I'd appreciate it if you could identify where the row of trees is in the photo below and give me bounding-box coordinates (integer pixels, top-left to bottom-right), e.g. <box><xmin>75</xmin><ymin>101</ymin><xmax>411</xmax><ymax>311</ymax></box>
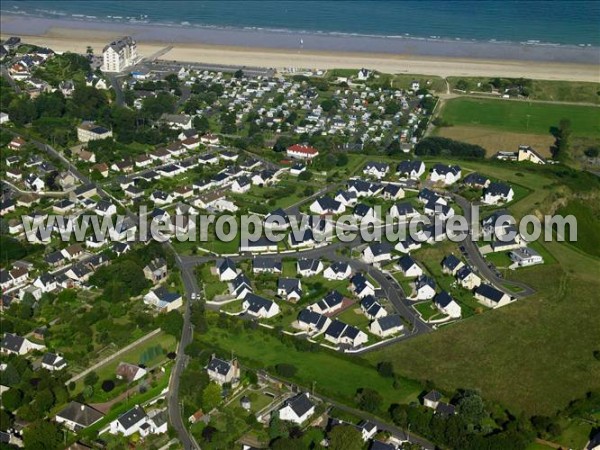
<box><xmin>415</xmin><ymin>136</ymin><xmax>486</xmax><ymax>158</ymax></box>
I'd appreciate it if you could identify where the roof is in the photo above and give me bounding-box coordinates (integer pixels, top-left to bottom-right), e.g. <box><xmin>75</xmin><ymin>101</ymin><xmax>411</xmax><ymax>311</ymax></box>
<box><xmin>374</xmin><ymin>314</ymin><xmax>402</xmax><ymax>331</ymax></box>
<box><xmin>397</xmin><ymin>255</ymin><xmax>418</xmax><ymax>272</ymax></box>
<box><xmin>117</xmin><ymin>405</ymin><xmax>147</xmax><ymax>430</ymax></box>
<box><xmin>217</xmin><ymin>257</ymin><xmax>236</xmax><ymax>274</ymax></box>
<box><xmin>475</xmin><ymin>284</ymin><xmax>506</xmax><ymax>302</ymax></box>
<box><xmin>57</xmin><ymin>402</ymin><xmax>104</xmax><ymax>428</ymax></box>
<box><xmin>442</xmin><ymin>254</ymin><xmax>462</xmax><ymax>271</ymax></box>
<box><xmin>252</xmin><ymin>257</ymin><xmax>281</xmax><ymax>271</ymax></box>
<box><xmin>297</xmin><ymin>309</ymin><xmax>329</xmax><ymax>330</ymax></box>
<box><xmin>116</xmin><ymin>362</ymin><xmax>144</xmax><ymax>381</ymax></box>
<box><xmin>207</xmin><ymin>357</ymin><xmax>232</xmax><ymax>376</ymax></box>
<box><xmin>328</xmin><ymin>261</ymin><xmax>349</xmax><ymax>274</ymax></box>
<box><xmin>369</xmin><ymin>441</ymin><xmax>396</xmax><ymax>450</ymax></box>
<box><xmin>287</xmin><ymin>144</ymin><xmax>318</xmax><ymax>155</ymax></box>
<box><xmin>151</xmin><ymin>287</ymin><xmax>181</xmax><ymax>304</ymax></box>
<box><xmin>366</xmin><ymin>242</ymin><xmax>392</xmax><ymax>257</ymax></box>
<box><xmin>1</xmin><ymin>333</ymin><xmax>25</xmax><ymax>352</ymax></box>
<box><xmin>436</xmin><ymin>402</ymin><xmax>456</xmax><ymax>416</ymax></box>
<box><xmin>397</xmin><ymin>159</ymin><xmax>424</xmax><ymax>174</ymax></box>
<box><xmin>434</xmin><ymin>291</ymin><xmax>454</xmax><ymax>308</ymax></box>
<box><xmin>354</xmin><ymin>203</ymin><xmax>373</xmax><ymax>217</ymax></box>
<box><xmin>42</xmin><ymin>352</ymin><xmax>63</xmax><ymax>367</ymax></box>
<box><xmin>463</xmin><ymin>172</ymin><xmax>489</xmax><ymax>186</ymax></box>
<box><xmin>297</xmin><ymin>258</ymin><xmax>321</xmax><ymax>272</ymax></box>
<box><xmin>416</xmin><ymin>274</ymin><xmax>436</xmax><ymax>290</ymax></box>
<box><xmin>325</xmin><ymin>320</ymin><xmax>348</xmax><ymax>339</ymax></box>
<box><xmin>282</xmin><ymin>393</ymin><xmax>314</xmax><ymax>418</ymax></box>
<box><xmin>424</xmin><ymin>390</ymin><xmax>443</xmax><ymax>402</ymax></box>
<box><xmin>277</xmin><ymin>277</ymin><xmax>301</xmax><ymax>293</ymax></box>
<box><xmin>314</xmin><ymin>196</ymin><xmax>342</xmax><ymax>212</ymax></box>
<box><xmin>244</xmin><ymin>293</ymin><xmax>275</xmax><ymax>313</ymax></box>
<box><xmin>432</xmin><ymin>163</ymin><xmax>461</xmax><ymax>175</ymax></box>
<box><xmin>485</xmin><ymin>181</ymin><xmax>512</xmax><ymax>196</ymax></box>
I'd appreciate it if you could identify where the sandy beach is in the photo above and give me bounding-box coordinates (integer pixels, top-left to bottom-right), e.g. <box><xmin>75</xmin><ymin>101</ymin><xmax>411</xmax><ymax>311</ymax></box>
<box><xmin>3</xmin><ymin>22</ymin><xmax>600</xmax><ymax>83</ymax></box>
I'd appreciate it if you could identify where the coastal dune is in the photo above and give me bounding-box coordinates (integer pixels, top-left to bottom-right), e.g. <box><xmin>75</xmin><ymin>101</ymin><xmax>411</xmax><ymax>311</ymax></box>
<box><xmin>3</xmin><ymin>25</ymin><xmax>600</xmax><ymax>82</ymax></box>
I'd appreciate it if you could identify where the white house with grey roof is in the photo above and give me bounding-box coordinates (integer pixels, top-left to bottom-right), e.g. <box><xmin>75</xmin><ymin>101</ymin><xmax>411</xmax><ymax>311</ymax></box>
<box><xmin>475</xmin><ymin>284</ymin><xmax>513</xmax><ymax>308</ymax></box>
<box><xmin>297</xmin><ymin>258</ymin><xmax>324</xmax><ymax>277</ymax></box>
<box><xmin>242</xmin><ymin>293</ymin><xmax>280</xmax><ymax>318</ymax></box>
<box><xmin>217</xmin><ymin>258</ymin><xmax>238</xmax><ymax>281</ymax></box>
<box><xmin>323</xmin><ymin>261</ymin><xmax>352</xmax><ymax>280</ymax></box>
<box><xmin>41</xmin><ymin>352</ymin><xmax>67</xmax><ymax>371</ymax></box>
<box><xmin>369</xmin><ymin>314</ymin><xmax>404</xmax><ymax>338</ymax></box>
<box><xmin>482</xmin><ymin>182</ymin><xmax>514</xmax><ymax>205</ymax></box>
<box><xmin>434</xmin><ymin>291</ymin><xmax>462</xmax><ymax>318</ymax></box>
<box><xmin>396</xmin><ymin>160</ymin><xmax>425</xmax><ymax>179</ymax></box>
<box><xmin>206</xmin><ymin>354</ymin><xmax>240</xmax><ymax>385</ymax></box>
<box><xmin>430</xmin><ymin>164</ymin><xmax>461</xmax><ymax>185</ymax></box>
<box><xmin>55</xmin><ymin>402</ymin><xmax>104</xmax><ymax>431</ymax></box>
<box><xmin>278</xmin><ymin>392</ymin><xmax>316</xmax><ymax>424</ymax></box>
<box><xmin>109</xmin><ymin>405</ymin><xmax>147</xmax><ymax>436</ymax></box>
<box><xmin>1</xmin><ymin>333</ymin><xmax>45</xmax><ymax>356</ymax></box>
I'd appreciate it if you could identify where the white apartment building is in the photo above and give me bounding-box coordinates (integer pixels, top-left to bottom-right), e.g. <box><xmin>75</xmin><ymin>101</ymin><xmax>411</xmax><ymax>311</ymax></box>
<box><xmin>101</xmin><ymin>36</ymin><xmax>138</xmax><ymax>73</ymax></box>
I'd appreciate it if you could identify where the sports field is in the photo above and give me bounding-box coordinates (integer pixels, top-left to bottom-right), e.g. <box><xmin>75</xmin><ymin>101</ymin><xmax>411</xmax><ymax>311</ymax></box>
<box><xmin>439</xmin><ymin>98</ymin><xmax>600</xmax><ymax>137</ymax></box>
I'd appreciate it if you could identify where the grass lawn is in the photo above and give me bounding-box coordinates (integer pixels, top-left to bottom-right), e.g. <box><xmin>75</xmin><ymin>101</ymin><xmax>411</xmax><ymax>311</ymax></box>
<box><xmin>554</xmin><ymin>418</ymin><xmax>595</xmax><ymax>449</ymax></box>
<box><xmin>413</xmin><ymin>302</ymin><xmax>443</xmax><ymax>321</ymax></box>
<box><xmin>197</xmin><ymin>264</ymin><xmax>229</xmax><ymax>300</ymax></box>
<box><xmin>197</xmin><ymin>319</ymin><xmax>423</xmax><ymax>414</ymax></box>
<box><xmin>557</xmin><ymin>199</ymin><xmax>600</xmax><ymax>258</ymax></box>
<box><xmin>484</xmin><ymin>251</ymin><xmax>513</xmax><ymax>269</ymax></box>
<box><xmin>337</xmin><ymin>307</ymin><xmax>370</xmax><ymax>328</ymax></box>
<box><xmin>440</xmin><ymin>97</ymin><xmax>600</xmax><ymax>137</ymax></box>
<box><xmin>366</xmin><ymin>240</ymin><xmax>600</xmax><ymax>416</ymax></box>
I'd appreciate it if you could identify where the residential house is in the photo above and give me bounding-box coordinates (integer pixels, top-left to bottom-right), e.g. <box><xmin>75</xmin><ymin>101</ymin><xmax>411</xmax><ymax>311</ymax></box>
<box><xmin>55</xmin><ymin>402</ymin><xmax>104</xmax><ymax>431</ymax></box>
<box><xmin>95</xmin><ymin>199</ymin><xmax>117</xmax><ymax>217</ymax></box>
<box><xmin>396</xmin><ymin>160</ymin><xmax>425</xmax><ymax>179</ymax></box>
<box><xmin>143</xmin><ymin>287</ymin><xmax>183</xmax><ymax>312</ymax></box>
<box><xmin>463</xmin><ymin>172</ymin><xmax>490</xmax><ymax>189</ymax></box>
<box><xmin>25</xmin><ymin>173</ymin><xmax>45</xmax><ymax>191</ymax></box>
<box><xmin>77</xmin><ymin>121</ymin><xmax>113</xmax><ymax>143</ymax></box>
<box><xmin>455</xmin><ymin>266</ymin><xmax>482</xmax><ymax>290</ymax></box>
<box><xmin>509</xmin><ymin>247</ymin><xmax>544</xmax><ymax>267</ymax></box>
<box><xmin>351</xmin><ymin>273</ymin><xmax>375</xmax><ymax>298</ymax></box>
<box><xmin>41</xmin><ymin>353</ymin><xmax>67</xmax><ymax>371</ymax></box>
<box><xmin>216</xmin><ymin>258</ymin><xmax>238</xmax><ymax>282</ymax></box>
<box><xmin>109</xmin><ymin>405</ymin><xmax>148</xmax><ymax>436</ymax></box>
<box><xmin>482</xmin><ymin>182</ymin><xmax>514</xmax><ymax>205</ymax></box>
<box><xmin>323</xmin><ymin>261</ymin><xmax>352</xmax><ymax>280</ymax></box>
<box><xmin>1</xmin><ymin>333</ymin><xmax>44</xmax><ymax>355</ymax></box>
<box><xmin>362</xmin><ymin>242</ymin><xmax>392</xmax><ymax>264</ymax></box>
<box><xmin>360</xmin><ymin>295</ymin><xmax>387</xmax><ymax>320</ymax></box>
<box><xmin>308</xmin><ymin>290</ymin><xmax>344</xmax><ymax>315</ymax></box>
<box><xmin>354</xmin><ymin>203</ymin><xmax>377</xmax><ymax>222</ymax></box>
<box><xmin>8</xmin><ymin>137</ymin><xmax>26</xmax><ymax>150</ymax></box>
<box><xmin>430</xmin><ymin>164</ymin><xmax>461</xmax><ymax>185</ymax></box>
<box><xmin>297</xmin><ymin>258</ymin><xmax>324</xmax><ymax>277</ymax></box>
<box><xmin>242</xmin><ymin>293</ymin><xmax>280</xmax><ymax>319</ymax></box>
<box><xmin>279</xmin><ymin>393</ymin><xmax>316</xmax><ymax>424</ymax></box>
<box><xmin>143</xmin><ymin>258</ymin><xmax>168</xmax><ymax>283</ymax></box>
<box><xmin>286</xmin><ymin>144</ymin><xmax>319</xmax><ymax>160</ymax></box>
<box><xmin>389</xmin><ymin>202</ymin><xmax>419</xmax><ymax>220</ymax></box>
<box><xmin>434</xmin><ymin>291</ymin><xmax>462</xmax><ymax>318</ymax></box>
<box><xmin>414</xmin><ymin>275</ymin><xmax>436</xmax><ymax>300</ymax></box>
<box><xmin>324</xmin><ymin>320</ymin><xmax>368</xmax><ymax>347</ymax></box>
<box><xmin>475</xmin><ymin>284</ymin><xmax>513</xmax><ymax>308</ymax></box>
<box><xmin>206</xmin><ymin>355</ymin><xmax>241</xmax><ymax>385</ymax></box>
<box><xmin>363</xmin><ymin>161</ymin><xmax>389</xmax><ymax>179</ymax></box>
<box><xmin>231</xmin><ymin>176</ymin><xmax>251</xmax><ymax>194</ymax></box>
<box><xmin>441</xmin><ymin>254</ymin><xmax>465</xmax><ymax>276</ymax></box>
<box><xmin>116</xmin><ymin>362</ymin><xmax>147</xmax><ymax>382</ymax></box>
<box><xmin>382</xmin><ymin>184</ymin><xmax>405</xmax><ymax>200</ymax></box>
<box><xmin>151</xmin><ymin>190</ymin><xmax>173</xmax><ymax>206</ymax></box>
<box><xmin>418</xmin><ymin>188</ymin><xmax>447</xmax><ymax>206</ymax></box>
<box><xmin>231</xmin><ymin>273</ymin><xmax>253</xmax><ymax>300</ymax></box>
<box><xmin>296</xmin><ymin>309</ymin><xmax>332</xmax><ymax>334</ymax></box>
<box><xmin>423</xmin><ymin>390</ymin><xmax>443</xmax><ymax>409</ymax></box>
<box><xmin>335</xmin><ymin>190</ymin><xmax>358</xmax><ymax>207</ymax></box>
<box><xmin>396</xmin><ymin>255</ymin><xmax>423</xmax><ymax>277</ymax></box>
<box><xmin>369</xmin><ymin>315</ymin><xmax>404</xmax><ymax>338</ymax></box>
<box><xmin>518</xmin><ymin>145</ymin><xmax>546</xmax><ymax>165</ymax></box>
<box><xmin>252</xmin><ymin>257</ymin><xmax>282</xmax><ymax>274</ymax></box>
<box><xmin>277</xmin><ymin>278</ymin><xmax>302</xmax><ymax>302</ymax></box>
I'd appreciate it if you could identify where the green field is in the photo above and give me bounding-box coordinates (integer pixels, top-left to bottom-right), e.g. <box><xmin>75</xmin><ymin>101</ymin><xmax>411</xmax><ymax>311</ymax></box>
<box><xmin>196</xmin><ymin>320</ymin><xmax>423</xmax><ymax>413</ymax></box>
<box><xmin>440</xmin><ymin>97</ymin><xmax>600</xmax><ymax>137</ymax></box>
<box><xmin>557</xmin><ymin>200</ymin><xmax>600</xmax><ymax>258</ymax></box>
<box><xmin>366</xmin><ymin>240</ymin><xmax>600</xmax><ymax>416</ymax></box>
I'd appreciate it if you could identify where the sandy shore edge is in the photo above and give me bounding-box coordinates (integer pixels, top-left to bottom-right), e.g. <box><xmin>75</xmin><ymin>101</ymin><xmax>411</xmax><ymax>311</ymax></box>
<box><xmin>3</xmin><ymin>26</ymin><xmax>600</xmax><ymax>83</ymax></box>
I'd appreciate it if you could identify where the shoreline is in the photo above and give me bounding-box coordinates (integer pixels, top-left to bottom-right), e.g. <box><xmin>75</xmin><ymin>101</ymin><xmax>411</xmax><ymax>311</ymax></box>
<box><xmin>2</xmin><ymin>16</ymin><xmax>600</xmax><ymax>83</ymax></box>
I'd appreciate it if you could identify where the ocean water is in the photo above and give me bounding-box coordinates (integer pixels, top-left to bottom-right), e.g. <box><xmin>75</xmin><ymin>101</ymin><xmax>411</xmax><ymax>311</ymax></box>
<box><xmin>3</xmin><ymin>0</ymin><xmax>600</xmax><ymax>47</ymax></box>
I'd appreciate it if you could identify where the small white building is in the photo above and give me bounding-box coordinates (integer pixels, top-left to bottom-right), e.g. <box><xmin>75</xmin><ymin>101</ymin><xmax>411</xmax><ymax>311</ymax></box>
<box><xmin>278</xmin><ymin>393</ymin><xmax>315</xmax><ymax>424</ymax></box>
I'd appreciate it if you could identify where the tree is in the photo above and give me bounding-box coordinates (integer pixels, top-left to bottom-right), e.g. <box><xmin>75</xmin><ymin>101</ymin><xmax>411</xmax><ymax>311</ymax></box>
<box><xmin>234</xmin><ymin>69</ymin><xmax>244</xmax><ymax>79</ymax></box>
<box><xmin>202</xmin><ymin>383</ymin><xmax>222</xmax><ymax>411</ymax></box>
<box><xmin>275</xmin><ymin>363</ymin><xmax>297</xmax><ymax>377</ymax></box>
<box><xmin>83</xmin><ymin>371</ymin><xmax>99</xmax><ymax>386</ymax></box>
<box><xmin>1</xmin><ymin>388</ymin><xmax>23</xmax><ymax>412</ymax></box>
<box><xmin>193</xmin><ymin>115</ymin><xmax>210</xmax><ymax>133</ymax></box>
<box><xmin>377</xmin><ymin>361</ymin><xmax>394</xmax><ymax>378</ymax></box>
<box><xmin>553</xmin><ymin>118</ymin><xmax>572</xmax><ymax>161</ymax></box>
<box><xmin>269</xmin><ymin>414</ymin><xmax>288</xmax><ymax>440</ymax></box>
<box><xmin>584</xmin><ymin>147</ymin><xmax>599</xmax><ymax>158</ymax></box>
<box><xmin>298</xmin><ymin>170</ymin><xmax>313</xmax><ymax>181</ymax></box>
<box><xmin>23</xmin><ymin>420</ymin><xmax>63</xmax><ymax>450</ymax></box>
<box><xmin>328</xmin><ymin>425</ymin><xmax>363</xmax><ymax>450</ymax></box>
<box><xmin>355</xmin><ymin>388</ymin><xmax>382</xmax><ymax>412</ymax></box>
<box><xmin>457</xmin><ymin>391</ymin><xmax>486</xmax><ymax>427</ymax></box>
<box><xmin>160</xmin><ymin>310</ymin><xmax>183</xmax><ymax>338</ymax></box>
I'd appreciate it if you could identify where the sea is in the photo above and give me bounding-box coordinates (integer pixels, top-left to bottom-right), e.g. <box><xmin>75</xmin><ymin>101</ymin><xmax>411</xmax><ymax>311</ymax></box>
<box><xmin>2</xmin><ymin>1</ymin><xmax>599</xmax><ymax>63</ymax></box>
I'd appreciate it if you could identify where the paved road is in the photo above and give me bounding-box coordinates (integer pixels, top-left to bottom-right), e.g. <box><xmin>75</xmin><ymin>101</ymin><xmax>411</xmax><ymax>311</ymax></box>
<box><xmin>167</xmin><ymin>250</ymin><xmax>202</xmax><ymax>450</ymax></box>
<box><xmin>454</xmin><ymin>194</ymin><xmax>535</xmax><ymax>298</ymax></box>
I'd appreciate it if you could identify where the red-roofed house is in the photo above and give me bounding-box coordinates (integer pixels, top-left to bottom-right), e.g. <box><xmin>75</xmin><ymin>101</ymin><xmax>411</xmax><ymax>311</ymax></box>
<box><xmin>287</xmin><ymin>144</ymin><xmax>319</xmax><ymax>160</ymax></box>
